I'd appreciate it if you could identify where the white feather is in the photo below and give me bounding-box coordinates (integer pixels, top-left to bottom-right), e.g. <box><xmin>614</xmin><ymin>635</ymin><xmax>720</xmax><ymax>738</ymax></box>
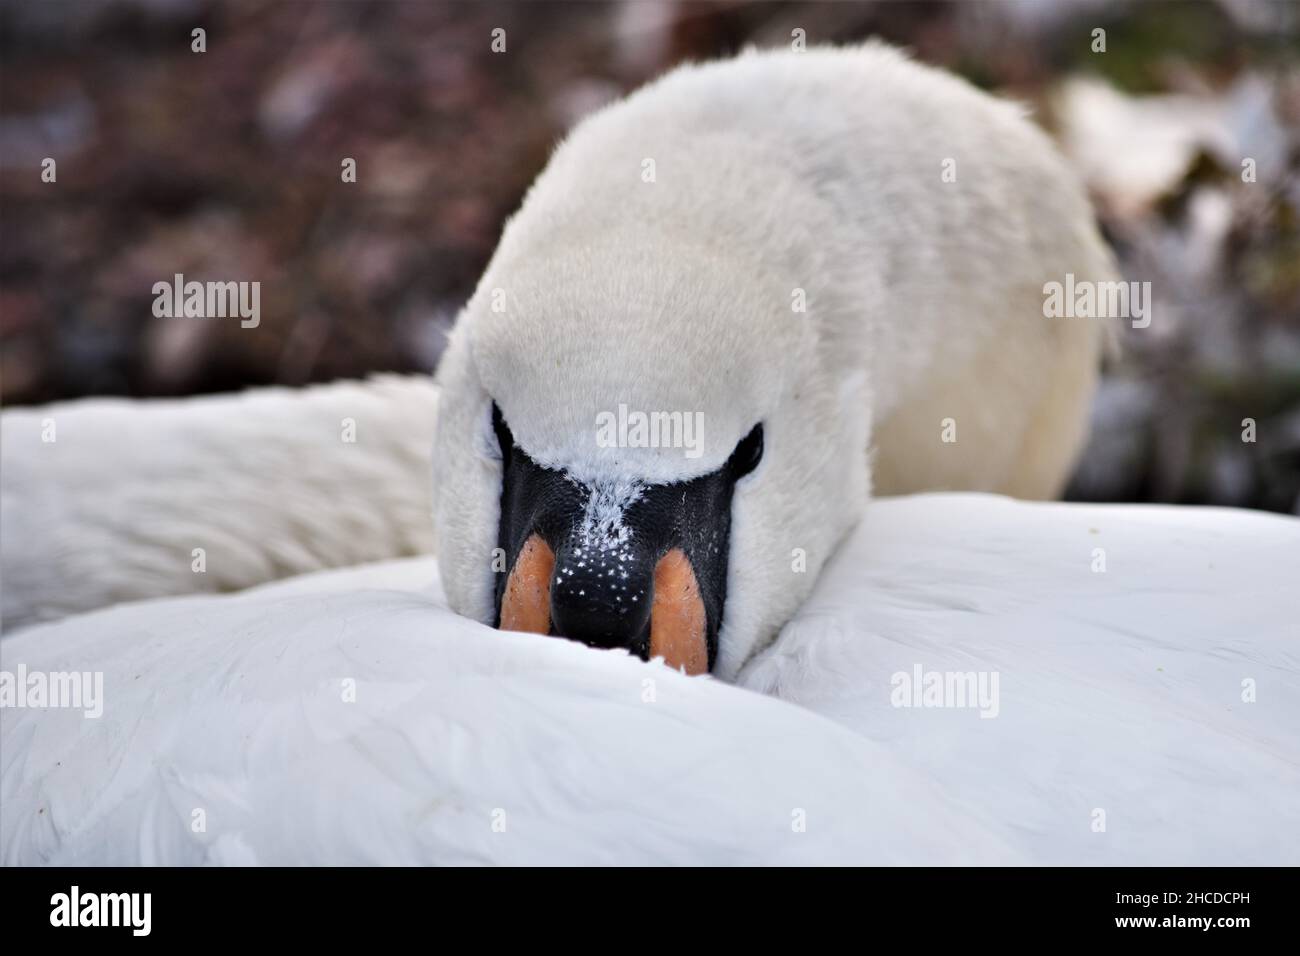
<box><xmin>1</xmin><ymin>376</ymin><xmax>439</xmax><ymax>633</ymax></box>
<box><xmin>3</xmin><ymin>495</ymin><xmax>1295</xmax><ymax>864</ymax></box>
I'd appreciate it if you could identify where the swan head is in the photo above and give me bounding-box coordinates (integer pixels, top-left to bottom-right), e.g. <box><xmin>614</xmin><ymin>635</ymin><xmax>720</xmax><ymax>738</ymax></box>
<box><xmin>433</xmin><ymin>129</ymin><xmax>868</xmax><ymax>679</ymax></box>
<box><xmin>433</xmin><ymin>223</ymin><xmax>868</xmax><ymax>680</ymax></box>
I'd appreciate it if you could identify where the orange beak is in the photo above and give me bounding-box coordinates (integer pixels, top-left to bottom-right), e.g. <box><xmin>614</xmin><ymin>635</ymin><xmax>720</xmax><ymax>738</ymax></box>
<box><xmin>498</xmin><ymin>534</ymin><xmax>554</xmax><ymax>635</ymax></box>
<box><xmin>649</xmin><ymin>548</ymin><xmax>708</xmax><ymax>675</ymax></box>
<box><xmin>499</xmin><ymin>535</ymin><xmax>708</xmax><ymax>675</ymax></box>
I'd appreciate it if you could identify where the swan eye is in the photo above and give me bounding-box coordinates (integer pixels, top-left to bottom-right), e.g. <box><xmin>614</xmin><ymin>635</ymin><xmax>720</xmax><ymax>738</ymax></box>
<box><xmin>729</xmin><ymin>423</ymin><xmax>764</xmax><ymax>479</ymax></box>
<box><xmin>491</xmin><ymin>402</ymin><xmax>515</xmax><ymax>460</ymax></box>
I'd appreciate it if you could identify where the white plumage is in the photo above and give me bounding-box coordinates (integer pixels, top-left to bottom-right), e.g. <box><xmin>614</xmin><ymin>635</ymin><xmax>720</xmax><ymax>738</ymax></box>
<box><xmin>433</xmin><ymin>44</ymin><xmax>1112</xmax><ymax>678</ymax></box>
<box><xmin>2</xmin><ymin>44</ymin><xmax>1293</xmax><ymax>866</ymax></box>
<box><xmin>1</xmin><ymin>376</ymin><xmax>439</xmax><ymax>633</ymax></box>
<box><xmin>4</xmin><ymin>495</ymin><xmax>1295</xmax><ymax>864</ymax></box>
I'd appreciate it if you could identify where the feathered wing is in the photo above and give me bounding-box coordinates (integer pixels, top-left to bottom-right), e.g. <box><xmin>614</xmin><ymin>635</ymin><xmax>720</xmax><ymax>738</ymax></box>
<box><xmin>1</xmin><ymin>375</ymin><xmax>439</xmax><ymax>632</ymax></box>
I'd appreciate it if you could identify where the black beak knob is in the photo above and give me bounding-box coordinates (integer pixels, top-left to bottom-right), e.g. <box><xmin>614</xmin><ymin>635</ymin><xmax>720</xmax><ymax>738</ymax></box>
<box><xmin>548</xmin><ymin>533</ymin><xmax>653</xmax><ymax>652</ymax></box>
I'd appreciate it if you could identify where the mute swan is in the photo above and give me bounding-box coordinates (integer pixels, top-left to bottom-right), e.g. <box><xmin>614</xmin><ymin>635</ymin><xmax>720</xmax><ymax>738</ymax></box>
<box><xmin>2</xmin><ymin>41</ymin><xmax>1292</xmax><ymax>869</ymax></box>
<box><xmin>4</xmin><ymin>46</ymin><xmax>1109</xmax><ymax>671</ymax></box>
<box><xmin>432</xmin><ymin>44</ymin><xmax>1112</xmax><ymax>679</ymax></box>
<box><xmin>4</xmin><ymin>46</ymin><xmax>1111</xmax><ymax>674</ymax></box>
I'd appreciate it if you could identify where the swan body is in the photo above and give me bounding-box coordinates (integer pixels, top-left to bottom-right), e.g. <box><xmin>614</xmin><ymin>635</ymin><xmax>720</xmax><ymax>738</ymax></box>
<box><xmin>4</xmin><ymin>495</ymin><xmax>1295</xmax><ymax>865</ymax></box>
<box><xmin>2</xmin><ymin>45</ymin><xmax>1289</xmax><ymax>867</ymax></box>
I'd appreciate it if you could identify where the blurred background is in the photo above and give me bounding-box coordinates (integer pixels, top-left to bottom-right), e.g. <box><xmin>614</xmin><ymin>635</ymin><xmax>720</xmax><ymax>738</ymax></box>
<box><xmin>1</xmin><ymin>0</ymin><xmax>1297</xmax><ymax>511</ymax></box>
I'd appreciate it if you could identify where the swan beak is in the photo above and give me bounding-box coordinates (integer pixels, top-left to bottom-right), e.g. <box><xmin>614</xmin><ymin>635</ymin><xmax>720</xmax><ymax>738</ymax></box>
<box><xmin>649</xmin><ymin>549</ymin><xmax>708</xmax><ymax>674</ymax></box>
<box><xmin>490</xmin><ymin>405</ymin><xmax>744</xmax><ymax>675</ymax></box>
<box><xmin>499</xmin><ymin>536</ymin><xmax>708</xmax><ymax>675</ymax></box>
<box><xmin>499</xmin><ymin>534</ymin><xmax>554</xmax><ymax>635</ymax></box>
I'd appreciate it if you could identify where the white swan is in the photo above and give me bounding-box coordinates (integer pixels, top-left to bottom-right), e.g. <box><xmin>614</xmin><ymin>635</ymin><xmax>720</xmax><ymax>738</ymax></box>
<box><xmin>432</xmin><ymin>43</ymin><xmax>1112</xmax><ymax>679</ymax></box>
<box><xmin>4</xmin><ymin>44</ymin><xmax>1294</xmax><ymax>865</ymax></box>
<box><xmin>3</xmin><ymin>494</ymin><xmax>1295</xmax><ymax>864</ymax></box>
<box><xmin>5</xmin><ymin>45</ymin><xmax>1111</xmax><ymax>669</ymax></box>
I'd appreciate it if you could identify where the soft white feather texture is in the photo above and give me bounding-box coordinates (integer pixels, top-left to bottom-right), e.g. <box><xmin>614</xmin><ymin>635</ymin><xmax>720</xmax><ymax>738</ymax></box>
<box><xmin>741</xmin><ymin>494</ymin><xmax>1300</xmax><ymax>864</ymax></box>
<box><xmin>433</xmin><ymin>44</ymin><xmax>1112</xmax><ymax>679</ymax></box>
<box><xmin>0</xmin><ymin>549</ymin><xmax>1011</xmax><ymax>866</ymax></box>
<box><xmin>3</xmin><ymin>495</ymin><xmax>1294</xmax><ymax>865</ymax></box>
<box><xmin>1</xmin><ymin>376</ymin><xmax>439</xmax><ymax>633</ymax></box>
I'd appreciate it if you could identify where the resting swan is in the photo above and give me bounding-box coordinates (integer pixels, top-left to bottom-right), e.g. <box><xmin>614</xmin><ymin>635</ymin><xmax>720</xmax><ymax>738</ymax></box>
<box><xmin>4</xmin><ymin>45</ymin><xmax>1298</xmax><ymax>868</ymax></box>
<box><xmin>432</xmin><ymin>44</ymin><xmax>1111</xmax><ymax>678</ymax></box>
<box><xmin>3</xmin><ymin>45</ymin><xmax>1110</xmax><ymax>677</ymax></box>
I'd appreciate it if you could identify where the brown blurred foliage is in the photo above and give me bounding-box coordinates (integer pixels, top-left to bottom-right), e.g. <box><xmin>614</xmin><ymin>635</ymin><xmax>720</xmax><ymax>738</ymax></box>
<box><xmin>2</xmin><ymin>0</ymin><xmax>1298</xmax><ymax>510</ymax></box>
